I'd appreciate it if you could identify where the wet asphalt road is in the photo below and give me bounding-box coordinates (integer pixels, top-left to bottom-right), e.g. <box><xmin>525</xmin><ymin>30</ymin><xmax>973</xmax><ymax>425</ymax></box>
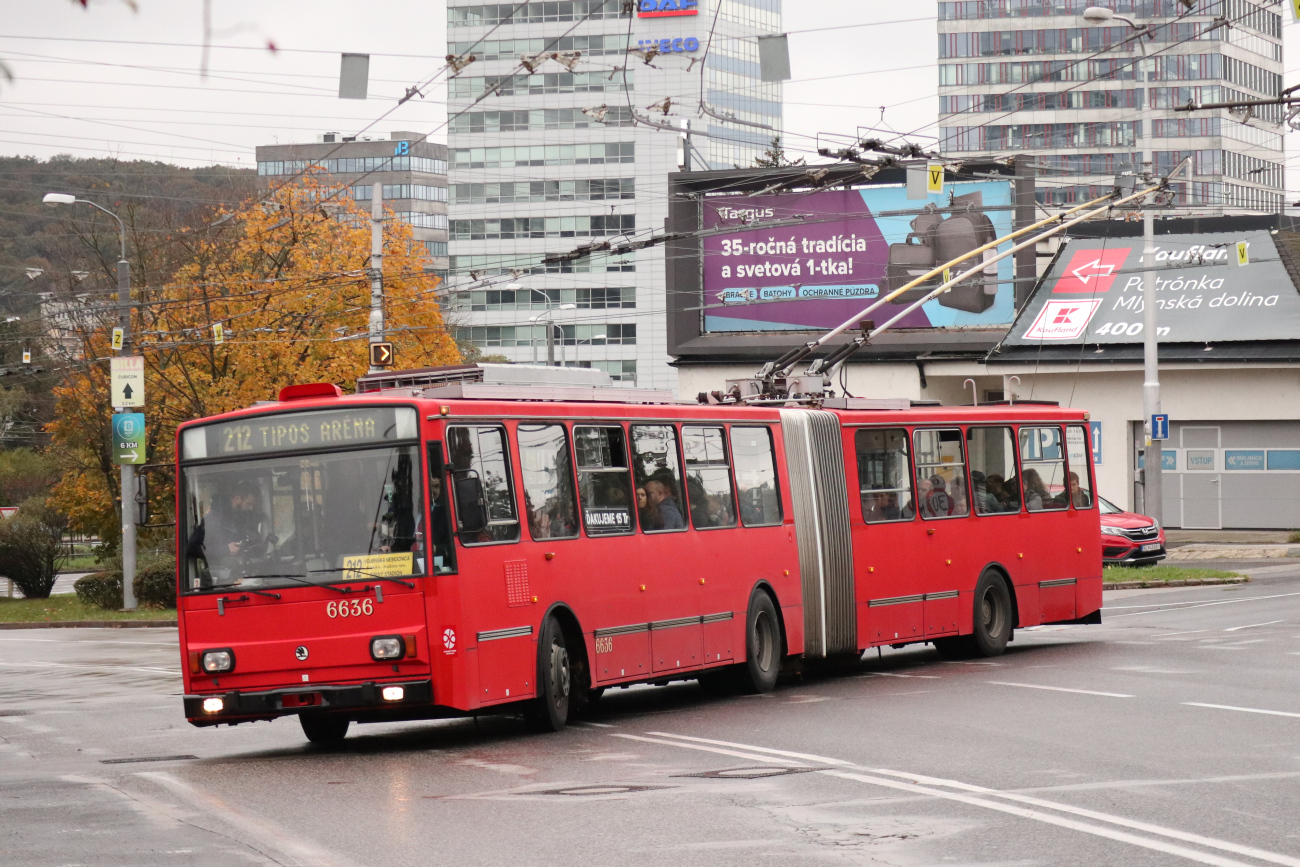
<box><xmin>4</xmin><ymin>564</ymin><xmax>1300</xmax><ymax>867</ymax></box>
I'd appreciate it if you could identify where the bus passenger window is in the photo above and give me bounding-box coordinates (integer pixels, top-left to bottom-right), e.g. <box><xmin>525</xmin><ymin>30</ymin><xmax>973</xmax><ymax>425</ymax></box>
<box><xmin>446</xmin><ymin>425</ymin><xmax>521</xmax><ymax>543</ymax></box>
<box><xmin>1066</xmin><ymin>425</ymin><xmax>1094</xmax><ymax>509</ymax></box>
<box><xmin>518</xmin><ymin>424</ymin><xmax>579</xmax><ymax>540</ymax></box>
<box><xmin>732</xmin><ymin>426</ymin><xmax>782</xmax><ymax>527</ymax></box>
<box><xmin>682</xmin><ymin>426</ymin><xmax>737</xmax><ymax>529</ymax></box>
<box><xmin>855</xmin><ymin>428</ymin><xmax>913</xmax><ymax>523</ymax></box>
<box><xmin>574</xmin><ymin>426</ymin><xmax>635</xmax><ymax>536</ymax></box>
<box><xmin>1018</xmin><ymin>426</ymin><xmax>1068</xmax><ymax>512</ymax></box>
<box><xmin>913</xmin><ymin>429</ymin><xmax>969</xmax><ymax>519</ymax></box>
<box><xmin>966</xmin><ymin>427</ymin><xmax>1020</xmax><ymax>515</ymax></box>
<box><xmin>629</xmin><ymin>425</ymin><xmax>687</xmax><ymax>532</ymax></box>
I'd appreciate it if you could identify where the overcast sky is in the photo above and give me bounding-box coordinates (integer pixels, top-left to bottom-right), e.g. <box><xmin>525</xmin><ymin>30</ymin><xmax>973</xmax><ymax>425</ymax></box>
<box><xmin>0</xmin><ymin>0</ymin><xmax>937</xmax><ymax>170</ymax></box>
<box><xmin>0</xmin><ymin>1</ymin><xmax>1296</xmax><ymax>188</ymax></box>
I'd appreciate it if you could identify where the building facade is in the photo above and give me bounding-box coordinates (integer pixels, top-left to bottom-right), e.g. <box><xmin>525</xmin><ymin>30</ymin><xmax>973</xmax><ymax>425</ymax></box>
<box><xmin>255</xmin><ymin>132</ymin><xmax>450</xmax><ymax>275</ymax></box>
<box><xmin>444</xmin><ymin>0</ymin><xmax>782</xmax><ymax>389</ymax></box>
<box><xmin>937</xmin><ymin>0</ymin><xmax>1285</xmax><ymax>214</ymax></box>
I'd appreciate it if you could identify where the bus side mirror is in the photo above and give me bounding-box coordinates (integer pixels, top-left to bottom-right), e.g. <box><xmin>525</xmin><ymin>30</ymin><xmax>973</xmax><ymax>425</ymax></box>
<box><xmin>133</xmin><ymin>474</ymin><xmax>148</xmax><ymax>526</ymax></box>
<box><xmin>454</xmin><ymin>475</ymin><xmax>488</xmax><ymax>534</ymax></box>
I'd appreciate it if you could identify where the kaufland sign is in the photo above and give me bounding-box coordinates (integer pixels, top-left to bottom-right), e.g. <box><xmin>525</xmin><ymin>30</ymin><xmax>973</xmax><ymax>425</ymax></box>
<box><xmin>1005</xmin><ymin>231</ymin><xmax>1300</xmax><ymax>345</ymax></box>
<box><xmin>638</xmin><ymin>0</ymin><xmax>698</xmax><ymax>16</ymax></box>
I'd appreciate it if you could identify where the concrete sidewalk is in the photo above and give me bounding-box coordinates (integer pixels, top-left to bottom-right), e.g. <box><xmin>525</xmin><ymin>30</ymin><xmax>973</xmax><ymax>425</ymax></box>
<box><xmin>1164</xmin><ymin>529</ymin><xmax>1300</xmax><ymax>560</ymax></box>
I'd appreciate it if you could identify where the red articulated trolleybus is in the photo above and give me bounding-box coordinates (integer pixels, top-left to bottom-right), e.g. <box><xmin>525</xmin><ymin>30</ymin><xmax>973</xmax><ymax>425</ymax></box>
<box><xmin>175</xmin><ymin>364</ymin><xmax>1102</xmax><ymax>744</ymax></box>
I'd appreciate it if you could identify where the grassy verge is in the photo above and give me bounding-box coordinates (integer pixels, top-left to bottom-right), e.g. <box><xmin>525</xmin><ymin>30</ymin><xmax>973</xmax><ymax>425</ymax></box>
<box><xmin>0</xmin><ymin>596</ymin><xmax>176</xmax><ymax>623</ymax></box>
<box><xmin>59</xmin><ymin>553</ymin><xmax>104</xmax><ymax>572</ymax></box>
<box><xmin>1103</xmin><ymin>564</ymin><xmax>1244</xmax><ymax>584</ymax></box>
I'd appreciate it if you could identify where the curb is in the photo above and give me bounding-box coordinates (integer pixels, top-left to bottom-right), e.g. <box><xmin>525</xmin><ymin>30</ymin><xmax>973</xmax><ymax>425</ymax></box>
<box><xmin>0</xmin><ymin>620</ymin><xmax>177</xmax><ymax>629</ymax></box>
<box><xmin>1103</xmin><ymin>577</ymin><xmax>1249</xmax><ymax>591</ymax></box>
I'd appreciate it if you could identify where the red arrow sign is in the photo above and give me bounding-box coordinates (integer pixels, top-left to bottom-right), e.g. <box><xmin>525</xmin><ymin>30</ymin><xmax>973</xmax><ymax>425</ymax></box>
<box><xmin>1052</xmin><ymin>247</ymin><xmax>1130</xmax><ymax>294</ymax></box>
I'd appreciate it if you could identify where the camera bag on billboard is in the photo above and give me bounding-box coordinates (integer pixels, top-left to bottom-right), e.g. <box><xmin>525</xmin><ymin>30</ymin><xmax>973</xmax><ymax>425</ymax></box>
<box><xmin>885</xmin><ymin>204</ymin><xmax>944</xmax><ymax>303</ymax></box>
<box><xmin>933</xmin><ymin>191</ymin><xmax>998</xmax><ymax>313</ymax></box>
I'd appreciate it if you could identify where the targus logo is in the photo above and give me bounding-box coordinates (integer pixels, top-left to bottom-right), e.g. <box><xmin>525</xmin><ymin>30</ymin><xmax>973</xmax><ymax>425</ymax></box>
<box><xmin>638</xmin><ymin>0</ymin><xmax>699</xmax><ymax>17</ymax></box>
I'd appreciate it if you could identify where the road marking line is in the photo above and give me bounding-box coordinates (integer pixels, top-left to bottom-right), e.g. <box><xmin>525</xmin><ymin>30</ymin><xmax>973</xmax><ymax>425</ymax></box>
<box><xmin>987</xmin><ymin>681</ymin><xmax>1133</xmax><ymax>698</ymax></box>
<box><xmin>0</xmin><ymin>660</ymin><xmax>176</xmax><ymax>675</ymax></box>
<box><xmin>1184</xmin><ymin>702</ymin><xmax>1300</xmax><ymax>720</ymax></box>
<box><xmin>609</xmin><ymin>733</ymin><xmax>805</xmax><ymax>765</ymax></box>
<box><xmin>644</xmin><ymin>732</ymin><xmax>851</xmax><ymax>766</ymax></box>
<box><xmin>0</xmin><ymin>638</ymin><xmax>176</xmax><ymax>646</ymax></box>
<box><xmin>639</xmin><ymin>732</ymin><xmax>1300</xmax><ymax>867</ymax></box>
<box><xmin>137</xmin><ymin>772</ymin><xmax>361</xmax><ymax>867</ymax></box>
<box><xmin>858</xmin><ymin>671</ymin><xmax>941</xmax><ymax>679</ymax></box>
<box><xmin>1154</xmin><ymin>630</ymin><xmax>1207</xmax><ymax>638</ymax></box>
<box><xmin>1224</xmin><ymin>620</ymin><xmax>1284</xmax><ymax>632</ymax></box>
<box><xmin>823</xmin><ymin>770</ymin><xmax>1260</xmax><ymax>867</ymax></box>
<box><xmin>1105</xmin><ymin>591</ymin><xmax>1300</xmax><ymax>619</ymax></box>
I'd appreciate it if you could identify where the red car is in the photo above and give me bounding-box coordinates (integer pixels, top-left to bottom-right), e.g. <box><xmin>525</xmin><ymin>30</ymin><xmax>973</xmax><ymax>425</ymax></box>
<box><xmin>1099</xmin><ymin>495</ymin><xmax>1166</xmax><ymax>565</ymax></box>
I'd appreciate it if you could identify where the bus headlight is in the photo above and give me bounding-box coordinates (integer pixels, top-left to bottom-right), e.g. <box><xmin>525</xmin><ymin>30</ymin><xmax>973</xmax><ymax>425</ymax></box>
<box><xmin>201</xmin><ymin>649</ymin><xmax>235</xmax><ymax>673</ymax></box>
<box><xmin>202</xmin><ymin>697</ymin><xmax>224</xmax><ymax>713</ymax></box>
<box><xmin>370</xmin><ymin>636</ymin><xmax>405</xmax><ymax>661</ymax></box>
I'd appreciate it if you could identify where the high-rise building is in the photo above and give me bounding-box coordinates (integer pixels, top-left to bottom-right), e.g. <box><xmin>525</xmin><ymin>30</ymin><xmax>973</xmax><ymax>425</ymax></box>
<box><xmin>937</xmin><ymin>1</ymin><xmax>1284</xmax><ymax>215</ymax></box>
<box><xmin>445</xmin><ymin>0</ymin><xmax>783</xmax><ymax>390</ymax></box>
<box><xmin>255</xmin><ymin>132</ymin><xmax>450</xmax><ymax>274</ymax></box>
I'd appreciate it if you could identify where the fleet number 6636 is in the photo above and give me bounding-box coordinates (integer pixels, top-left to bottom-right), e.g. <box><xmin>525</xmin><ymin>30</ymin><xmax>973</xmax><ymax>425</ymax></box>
<box><xmin>326</xmin><ymin>599</ymin><xmax>373</xmax><ymax>618</ymax></box>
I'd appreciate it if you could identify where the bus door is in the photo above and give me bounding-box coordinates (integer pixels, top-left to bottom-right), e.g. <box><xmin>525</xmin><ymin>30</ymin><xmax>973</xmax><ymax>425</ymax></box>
<box><xmin>852</xmin><ymin>427</ymin><xmax>924</xmax><ymax>645</ymax></box>
<box><xmin>912</xmin><ymin>428</ymin><xmax>968</xmax><ymax>638</ymax></box>
<box><xmin>573</xmin><ymin>424</ymin><xmax>667</xmax><ymax>679</ymax></box>
<box><xmin>967</xmin><ymin>425</ymin><xmax>1038</xmax><ymax>626</ymax></box>
<box><xmin>1017</xmin><ymin>424</ymin><xmax>1076</xmax><ymax>623</ymax></box>
<box><xmin>443</xmin><ymin>423</ymin><xmax>532</xmax><ymax>706</ymax></box>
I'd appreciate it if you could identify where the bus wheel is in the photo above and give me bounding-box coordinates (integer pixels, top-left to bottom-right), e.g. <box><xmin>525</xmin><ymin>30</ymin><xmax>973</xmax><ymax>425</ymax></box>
<box><xmin>525</xmin><ymin>617</ymin><xmax>571</xmax><ymax>732</ymax></box>
<box><xmin>738</xmin><ymin>591</ymin><xmax>781</xmax><ymax>694</ymax></box>
<box><xmin>299</xmin><ymin>713</ymin><xmax>349</xmax><ymax>746</ymax></box>
<box><xmin>971</xmin><ymin>570</ymin><xmax>1013</xmax><ymax>657</ymax></box>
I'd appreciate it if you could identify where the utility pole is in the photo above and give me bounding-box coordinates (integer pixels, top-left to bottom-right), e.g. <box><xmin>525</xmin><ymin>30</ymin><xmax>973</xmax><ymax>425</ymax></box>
<box><xmin>367</xmin><ymin>183</ymin><xmax>385</xmax><ymax>373</ymax></box>
<box><xmin>117</xmin><ymin>252</ymin><xmax>137</xmax><ymax>610</ymax></box>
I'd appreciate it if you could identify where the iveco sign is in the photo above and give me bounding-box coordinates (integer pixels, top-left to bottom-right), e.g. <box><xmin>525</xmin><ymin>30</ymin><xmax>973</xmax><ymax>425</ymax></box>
<box><xmin>638</xmin><ymin>0</ymin><xmax>699</xmax><ymax>17</ymax></box>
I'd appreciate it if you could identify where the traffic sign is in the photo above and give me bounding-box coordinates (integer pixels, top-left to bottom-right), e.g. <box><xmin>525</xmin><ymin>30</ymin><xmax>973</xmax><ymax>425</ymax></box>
<box><xmin>111</xmin><ymin>327</ymin><xmax>123</xmax><ymax>351</ymax></box>
<box><xmin>926</xmin><ymin>162</ymin><xmax>944</xmax><ymax>195</ymax></box>
<box><xmin>370</xmin><ymin>341</ymin><xmax>395</xmax><ymax>367</ymax></box>
<box><xmin>1235</xmin><ymin>241</ymin><xmax>1249</xmax><ymax>267</ymax></box>
<box><xmin>110</xmin><ymin>356</ymin><xmax>144</xmax><ymax>408</ymax></box>
<box><xmin>1151</xmin><ymin>413</ymin><xmax>1170</xmax><ymax>441</ymax></box>
<box><xmin>111</xmin><ymin>413</ymin><xmax>146</xmax><ymax>465</ymax></box>
<box><xmin>1090</xmin><ymin>420</ymin><xmax>1102</xmax><ymax>465</ymax></box>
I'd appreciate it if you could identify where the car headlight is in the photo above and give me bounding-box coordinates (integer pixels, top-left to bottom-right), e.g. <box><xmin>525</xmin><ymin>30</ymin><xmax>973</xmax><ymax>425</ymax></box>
<box><xmin>1151</xmin><ymin>521</ymin><xmax>1161</xmax><ymax>532</ymax></box>
<box><xmin>370</xmin><ymin>635</ymin><xmax>405</xmax><ymax>661</ymax></box>
<box><xmin>201</xmin><ymin>649</ymin><xmax>234</xmax><ymax>673</ymax></box>
<box><xmin>1100</xmin><ymin>525</ymin><xmax>1127</xmax><ymax>536</ymax></box>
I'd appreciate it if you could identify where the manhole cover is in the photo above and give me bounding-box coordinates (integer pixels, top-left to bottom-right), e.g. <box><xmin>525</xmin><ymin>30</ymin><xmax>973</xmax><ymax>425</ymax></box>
<box><xmin>522</xmin><ymin>784</ymin><xmax>673</xmax><ymax>797</ymax></box>
<box><xmin>675</xmin><ymin>766</ymin><xmax>815</xmax><ymax>779</ymax></box>
<box><xmin>100</xmin><ymin>755</ymin><xmax>198</xmax><ymax>765</ymax></box>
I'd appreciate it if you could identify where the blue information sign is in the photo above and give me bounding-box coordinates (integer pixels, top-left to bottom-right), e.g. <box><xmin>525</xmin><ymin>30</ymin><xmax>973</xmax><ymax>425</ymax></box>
<box><xmin>1225</xmin><ymin>450</ymin><xmax>1265</xmax><ymax>471</ymax></box>
<box><xmin>1151</xmin><ymin>413</ymin><xmax>1170</xmax><ymax>441</ymax></box>
<box><xmin>1089</xmin><ymin>421</ymin><xmax>1102</xmax><ymax>465</ymax></box>
<box><xmin>111</xmin><ymin>413</ymin><xmax>146</xmax><ymax>465</ymax></box>
<box><xmin>1136</xmin><ymin>450</ymin><xmax>1178</xmax><ymax>471</ymax></box>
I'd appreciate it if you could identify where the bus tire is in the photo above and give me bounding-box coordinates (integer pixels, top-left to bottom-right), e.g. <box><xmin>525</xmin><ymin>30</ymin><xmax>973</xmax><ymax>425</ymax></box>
<box><xmin>970</xmin><ymin>569</ymin><xmax>1013</xmax><ymax>657</ymax></box>
<box><xmin>738</xmin><ymin>591</ymin><xmax>781</xmax><ymax>694</ymax></box>
<box><xmin>525</xmin><ymin>616</ymin><xmax>571</xmax><ymax>733</ymax></box>
<box><xmin>299</xmin><ymin>713</ymin><xmax>349</xmax><ymax>746</ymax></box>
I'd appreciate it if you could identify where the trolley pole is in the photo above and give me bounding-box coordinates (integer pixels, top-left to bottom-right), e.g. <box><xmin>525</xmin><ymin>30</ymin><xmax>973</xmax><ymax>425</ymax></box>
<box><xmin>367</xmin><ymin>183</ymin><xmax>385</xmax><ymax>374</ymax></box>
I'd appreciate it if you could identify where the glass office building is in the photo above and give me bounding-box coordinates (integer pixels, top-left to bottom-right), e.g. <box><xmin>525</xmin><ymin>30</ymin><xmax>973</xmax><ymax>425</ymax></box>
<box><xmin>445</xmin><ymin>0</ymin><xmax>782</xmax><ymax>389</ymax></box>
<box><xmin>937</xmin><ymin>1</ymin><xmax>1284</xmax><ymax>214</ymax></box>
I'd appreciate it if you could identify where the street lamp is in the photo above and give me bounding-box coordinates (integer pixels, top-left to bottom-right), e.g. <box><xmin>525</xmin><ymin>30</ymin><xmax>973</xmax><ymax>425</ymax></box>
<box><xmin>43</xmin><ymin>192</ymin><xmax>138</xmax><ymax>609</ymax></box>
<box><xmin>529</xmin><ymin>303</ymin><xmax>576</xmax><ymax>366</ymax></box>
<box><xmin>1080</xmin><ymin>7</ymin><xmax>1162</xmax><ymax>523</ymax></box>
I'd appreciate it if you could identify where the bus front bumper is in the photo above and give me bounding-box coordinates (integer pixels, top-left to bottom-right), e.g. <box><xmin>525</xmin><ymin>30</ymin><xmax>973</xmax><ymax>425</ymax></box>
<box><xmin>184</xmin><ymin>678</ymin><xmax>433</xmax><ymax>726</ymax></box>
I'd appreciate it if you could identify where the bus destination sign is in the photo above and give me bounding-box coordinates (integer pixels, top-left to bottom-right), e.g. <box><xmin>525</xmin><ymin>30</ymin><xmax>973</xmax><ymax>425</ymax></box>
<box><xmin>185</xmin><ymin>406</ymin><xmax>417</xmax><ymax>460</ymax></box>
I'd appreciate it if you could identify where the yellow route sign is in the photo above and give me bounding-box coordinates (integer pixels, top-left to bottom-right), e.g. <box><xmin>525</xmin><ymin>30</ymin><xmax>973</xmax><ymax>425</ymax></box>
<box><xmin>927</xmin><ymin>162</ymin><xmax>944</xmax><ymax>194</ymax></box>
<box><xmin>1236</xmin><ymin>241</ymin><xmax>1250</xmax><ymax>267</ymax></box>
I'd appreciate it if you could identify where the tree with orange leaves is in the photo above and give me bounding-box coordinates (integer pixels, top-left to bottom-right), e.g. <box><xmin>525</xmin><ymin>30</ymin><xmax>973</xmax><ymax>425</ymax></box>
<box><xmin>47</xmin><ymin>170</ymin><xmax>459</xmax><ymax>542</ymax></box>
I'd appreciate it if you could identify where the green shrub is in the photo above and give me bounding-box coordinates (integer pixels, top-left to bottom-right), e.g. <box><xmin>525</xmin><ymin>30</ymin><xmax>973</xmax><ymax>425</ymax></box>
<box><xmin>1288</xmin><ymin>530</ymin><xmax>1300</xmax><ymax>544</ymax></box>
<box><xmin>74</xmin><ymin>571</ymin><xmax>122</xmax><ymax>610</ymax></box>
<box><xmin>133</xmin><ymin>562</ymin><xmax>176</xmax><ymax>609</ymax></box>
<box><xmin>0</xmin><ymin>498</ymin><xmax>69</xmax><ymax>599</ymax></box>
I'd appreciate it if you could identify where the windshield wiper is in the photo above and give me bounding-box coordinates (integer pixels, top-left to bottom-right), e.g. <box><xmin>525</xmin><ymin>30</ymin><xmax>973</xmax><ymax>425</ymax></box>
<box><xmin>307</xmin><ymin>567</ymin><xmax>416</xmax><ymax>589</ymax></box>
<box><xmin>240</xmin><ymin>573</ymin><xmax>352</xmax><ymax>595</ymax></box>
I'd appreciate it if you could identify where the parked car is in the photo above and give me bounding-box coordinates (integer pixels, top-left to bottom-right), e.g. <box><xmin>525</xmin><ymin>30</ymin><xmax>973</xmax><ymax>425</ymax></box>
<box><xmin>1099</xmin><ymin>495</ymin><xmax>1166</xmax><ymax>565</ymax></box>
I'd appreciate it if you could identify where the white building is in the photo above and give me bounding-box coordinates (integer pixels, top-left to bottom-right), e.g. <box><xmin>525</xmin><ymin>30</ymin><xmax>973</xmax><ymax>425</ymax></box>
<box><xmin>937</xmin><ymin>0</ymin><xmax>1285</xmax><ymax>214</ymax></box>
<box><xmin>445</xmin><ymin>0</ymin><xmax>782</xmax><ymax>390</ymax></box>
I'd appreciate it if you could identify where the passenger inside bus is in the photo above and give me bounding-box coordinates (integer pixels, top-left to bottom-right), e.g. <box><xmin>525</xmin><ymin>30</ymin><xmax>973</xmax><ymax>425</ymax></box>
<box><xmin>644</xmin><ymin>478</ymin><xmax>685</xmax><ymax>529</ymax></box>
<box><xmin>1067</xmin><ymin>471</ymin><xmax>1092</xmax><ymax>508</ymax></box>
<box><xmin>191</xmin><ymin>481</ymin><xmax>273</xmax><ymax>568</ymax></box>
<box><xmin>1022</xmin><ymin>468</ymin><xmax>1049</xmax><ymax>511</ymax></box>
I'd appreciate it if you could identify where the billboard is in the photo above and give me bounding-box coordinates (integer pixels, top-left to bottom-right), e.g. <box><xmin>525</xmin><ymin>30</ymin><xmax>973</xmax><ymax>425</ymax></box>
<box><xmin>701</xmin><ymin>180</ymin><xmax>1017</xmax><ymax>333</ymax></box>
<box><xmin>1003</xmin><ymin>230</ymin><xmax>1300</xmax><ymax>346</ymax></box>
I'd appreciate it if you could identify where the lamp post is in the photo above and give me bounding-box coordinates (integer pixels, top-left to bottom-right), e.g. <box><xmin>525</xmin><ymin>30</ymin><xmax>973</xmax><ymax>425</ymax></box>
<box><xmin>1081</xmin><ymin>7</ymin><xmax>1162</xmax><ymax>523</ymax></box>
<box><xmin>528</xmin><ymin>303</ymin><xmax>576</xmax><ymax>366</ymax></box>
<box><xmin>43</xmin><ymin>192</ymin><xmax>137</xmax><ymax>609</ymax></box>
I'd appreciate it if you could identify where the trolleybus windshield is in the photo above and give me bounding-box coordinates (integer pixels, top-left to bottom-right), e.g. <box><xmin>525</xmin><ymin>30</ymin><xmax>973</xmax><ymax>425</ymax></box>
<box><xmin>178</xmin><ymin>407</ymin><xmax>424</xmax><ymax>594</ymax></box>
